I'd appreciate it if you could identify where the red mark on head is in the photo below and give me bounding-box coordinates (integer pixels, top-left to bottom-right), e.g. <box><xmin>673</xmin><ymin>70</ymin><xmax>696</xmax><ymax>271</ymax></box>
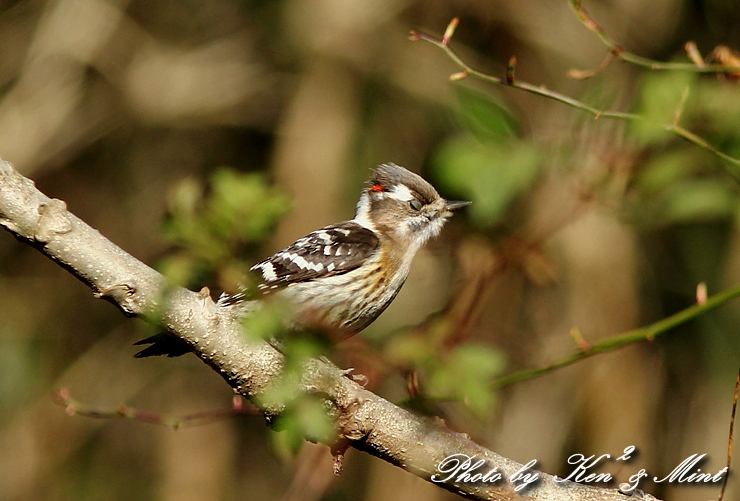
<box><xmin>370</xmin><ymin>183</ymin><xmax>385</xmax><ymax>193</ymax></box>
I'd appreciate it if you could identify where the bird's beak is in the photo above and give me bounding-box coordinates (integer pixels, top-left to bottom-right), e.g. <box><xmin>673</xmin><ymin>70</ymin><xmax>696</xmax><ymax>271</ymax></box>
<box><xmin>445</xmin><ymin>200</ymin><xmax>472</xmax><ymax>211</ymax></box>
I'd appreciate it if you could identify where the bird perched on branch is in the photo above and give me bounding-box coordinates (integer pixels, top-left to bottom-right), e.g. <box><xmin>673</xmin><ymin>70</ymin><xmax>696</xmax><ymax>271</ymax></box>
<box><xmin>135</xmin><ymin>163</ymin><xmax>469</xmax><ymax>357</ymax></box>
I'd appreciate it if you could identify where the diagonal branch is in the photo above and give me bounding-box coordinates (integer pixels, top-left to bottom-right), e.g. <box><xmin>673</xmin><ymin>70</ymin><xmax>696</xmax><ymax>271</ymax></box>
<box><xmin>494</xmin><ymin>284</ymin><xmax>740</xmax><ymax>388</ymax></box>
<box><xmin>0</xmin><ymin>159</ymin><xmax>660</xmax><ymax>500</ymax></box>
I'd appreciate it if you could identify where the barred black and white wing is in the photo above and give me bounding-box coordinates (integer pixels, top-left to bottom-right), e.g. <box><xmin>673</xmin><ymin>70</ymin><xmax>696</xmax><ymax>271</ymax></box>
<box><xmin>252</xmin><ymin>221</ymin><xmax>379</xmax><ymax>290</ymax></box>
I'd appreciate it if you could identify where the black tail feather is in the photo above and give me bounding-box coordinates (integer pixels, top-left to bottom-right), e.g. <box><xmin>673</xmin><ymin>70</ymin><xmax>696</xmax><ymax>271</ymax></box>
<box><xmin>134</xmin><ymin>333</ymin><xmax>191</xmax><ymax>358</ymax></box>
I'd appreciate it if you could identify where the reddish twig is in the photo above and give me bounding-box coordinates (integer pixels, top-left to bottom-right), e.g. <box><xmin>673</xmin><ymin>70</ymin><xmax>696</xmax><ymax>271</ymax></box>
<box><xmin>52</xmin><ymin>388</ymin><xmax>258</xmax><ymax>429</ymax></box>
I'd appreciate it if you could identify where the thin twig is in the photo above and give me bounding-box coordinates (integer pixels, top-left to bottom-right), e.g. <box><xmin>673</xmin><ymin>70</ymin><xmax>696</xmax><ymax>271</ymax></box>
<box><xmin>409</xmin><ymin>28</ymin><xmax>638</xmax><ymax>121</ymax></box>
<box><xmin>409</xmin><ymin>23</ymin><xmax>740</xmax><ymax>179</ymax></box>
<box><xmin>52</xmin><ymin>389</ymin><xmax>257</xmax><ymax>429</ymax></box>
<box><xmin>718</xmin><ymin>369</ymin><xmax>739</xmax><ymax>501</ymax></box>
<box><xmin>568</xmin><ymin>0</ymin><xmax>740</xmax><ymax>74</ymax></box>
<box><xmin>493</xmin><ymin>284</ymin><xmax>740</xmax><ymax>388</ymax></box>
<box><xmin>567</xmin><ymin>51</ymin><xmax>615</xmax><ymax>80</ymax></box>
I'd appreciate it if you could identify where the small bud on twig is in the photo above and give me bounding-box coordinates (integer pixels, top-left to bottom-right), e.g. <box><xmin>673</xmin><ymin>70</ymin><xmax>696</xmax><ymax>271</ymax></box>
<box><xmin>708</xmin><ymin>45</ymin><xmax>740</xmax><ymax>80</ymax></box>
<box><xmin>569</xmin><ymin>327</ymin><xmax>590</xmax><ymax>352</ymax></box>
<box><xmin>442</xmin><ymin>18</ymin><xmax>459</xmax><ymax>45</ymax></box>
<box><xmin>696</xmin><ymin>282</ymin><xmax>707</xmax><ymax>305</ymax></box>
<box><xmin>506</xmin><ymin>56</ymin><xmax>517</xmax><ymax>84</ymax></box>
<box><xmin>406</xmin><ymin>371</ymin><xmax>420</xmax><ymax>398</ymax></box>
<box><xmin>449</xmin><ymin>71</ymin><xmax>468</xmax><ymax>81</ymax></box>
<box><xmin>685</xmin><ymin>41</ymin><xmax>705</xmax><ymax>68</ymax></box>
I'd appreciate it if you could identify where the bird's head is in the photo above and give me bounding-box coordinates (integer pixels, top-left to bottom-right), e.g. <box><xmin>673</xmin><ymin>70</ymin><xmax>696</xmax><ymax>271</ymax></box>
<box><xmin>353</xmin><ymin>163</ymin><xmax>470</xmax><ymax>249</ymax></box>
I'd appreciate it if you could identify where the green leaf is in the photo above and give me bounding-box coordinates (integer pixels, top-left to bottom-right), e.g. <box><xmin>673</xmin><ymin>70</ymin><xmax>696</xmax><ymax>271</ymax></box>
<box><xmin>455</xmin><ymin>87</ymin><xmax>521</xmax><ymax>141</ymax></box>
<box><xmin>159</xmin><ymin>167</ymin><xmax>289</xmax><ymax>284</ymax></box>
<box><xmin>637</xmin><ymin>150</ymin><xmax>697</xmax><ymax>194</ymax></box>
<box><xmin>427</xmin><ymin>343</ymin><xmax>505</xmax><ymax>417</ymax></box>
<box><xmin>660</xmin><ymin>179</ymin><xmax>737</xmax><ymax>223</ymax></box>
<box><xmin>240</xmin><ymin>298</ymin><xmax>291</xmax><ymax>342</ymax></box>
<box><xmin>206</xmin><ymin>168</ymin><xmax>290</xmax><ymax>242</ymax></box>
<box><xmin>433</xmin><ymin>134</ymin><xmax>541</xmax><ymax>226</ymax></box>
<box><xmin>156</xmin><ymin>254</ymin><xmax>203</xmax><ymax>286</ymax></box>
<box><xmin>384</xmin><ymin>333</ymin><xmax>435</xmax><ymax>366</ymax></box>
<box><xmin>630</xmin><ymin>71</ymin><xmax>697</xmax><ymax>144</ymax></box>
<box><xmin>268</xmin><ymin>395</ymin><xmax>336</xmax><ymax>455</ymax></box>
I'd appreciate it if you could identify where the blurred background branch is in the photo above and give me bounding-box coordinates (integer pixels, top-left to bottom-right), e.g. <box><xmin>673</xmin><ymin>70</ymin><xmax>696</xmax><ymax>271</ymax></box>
<box><xmin>493</xmin><ymin>282</ymin><xmax>740</xmax><ymax>388</ymax></box>
<box><xmin>411</xmin><ymin>20</ymin><xmax>740</xmax><ymax>173</ymax></box>
<box><xmin>569</xmin><ymin>0</ymin><xmax>740</xmax><ymax>74</ymax></box>
<box><xmin>52</xmin><ymin>390</ymin><xmax>259</xmax><ymax>429</ymax></box>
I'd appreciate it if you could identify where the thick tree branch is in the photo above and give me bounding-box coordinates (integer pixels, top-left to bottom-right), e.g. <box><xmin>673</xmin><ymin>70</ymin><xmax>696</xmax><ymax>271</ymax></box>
<box><xmin>0</xmin><ymin>159</ymin><xmax>659</xmax><ymax>501</ymax></box>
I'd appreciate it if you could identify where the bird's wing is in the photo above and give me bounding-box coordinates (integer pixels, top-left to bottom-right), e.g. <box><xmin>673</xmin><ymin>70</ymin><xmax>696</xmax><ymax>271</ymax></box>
<box><xmin>251</xmin><ymin>221</ymin><xmax>379</xmax><ymax>289</ymax></box>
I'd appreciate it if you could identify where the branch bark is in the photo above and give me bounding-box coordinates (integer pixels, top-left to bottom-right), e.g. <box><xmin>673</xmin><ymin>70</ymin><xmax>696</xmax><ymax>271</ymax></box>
<box><xmin>0</xmin><ymin>159</ymin><xmax>658</xmax><ymax>501</ymax></box>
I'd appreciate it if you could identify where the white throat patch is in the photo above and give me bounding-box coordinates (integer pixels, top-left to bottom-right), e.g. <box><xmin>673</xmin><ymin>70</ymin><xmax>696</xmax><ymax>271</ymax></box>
<box><xmin>353</xmin><ymin>192</ymin><xmax>376</xmax><ymax>231</ymax></box>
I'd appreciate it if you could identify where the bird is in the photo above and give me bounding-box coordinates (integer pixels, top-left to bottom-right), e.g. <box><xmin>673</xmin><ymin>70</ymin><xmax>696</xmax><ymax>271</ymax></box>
<box><xmin>134</xmin><ymin>163</ymin><xmax>470</xmax><ymax>358</ymax></box>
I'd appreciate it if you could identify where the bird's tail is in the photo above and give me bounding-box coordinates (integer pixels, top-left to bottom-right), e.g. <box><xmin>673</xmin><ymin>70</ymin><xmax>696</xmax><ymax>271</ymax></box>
<box><xmin>133</xmin><ymin>333</ymin><xmax>191</xmax><ymax>358</ymax></box>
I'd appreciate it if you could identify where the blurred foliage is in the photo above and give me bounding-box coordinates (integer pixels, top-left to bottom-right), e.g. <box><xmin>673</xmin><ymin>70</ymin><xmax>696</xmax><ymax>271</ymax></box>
<box><xmin>433</xmin><ymin>135</ymin><xmax>541</xmax><ymax>227</ymax></box>
<box><xmin>425</xmin><ymin>342</ymin><xmax>505</xmax><ymax>417</ymax></box>
<box><xmin>386</xmin><ymin>321</ymin><xmax>506</xmax><ymax>418</ymax></box>
<box><xmin>270</xmin><ymin>394</ymin><xmax>336</xmax><ymax>457</ymax></box>
<box><xmin>158</xmin><ymin>168</ymin><xmax>337</xmax><ymax>456</ymax></box>
<box><xmin>159</xmin><ymin>167</ymin><xmax>290</xmax><ymax>287</ymax></box>
<box><xmin>433</xmin><ymin>89</ymin><xmax>541</xmax><ymax>227</ymax></box>
<box><xmin>630</xmin><ymin>71</ymin><xmax>698</xmax><ymax>144</ymax></box>
<box><xmin>628</xmin><ymin>70</ymin><xmax>740</xmax><ymax>227</ymax></box>
<box><xmin>633</xmin><ymin>148</ymin><xmax>739</xmax><ymax>225</ymax></box>
<box><xmin>240</xmin><ymin>296</ymin><xmax>293</xmax><ymax>342</ymax></box>
<box><xmin>258</xmin><ymin>335</ymin><xmax>336</xmax><ymax>456</ymax></box>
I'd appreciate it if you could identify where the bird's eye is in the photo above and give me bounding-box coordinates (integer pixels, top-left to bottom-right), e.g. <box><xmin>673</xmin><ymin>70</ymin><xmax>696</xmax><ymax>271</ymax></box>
<box><xmin>409</xmin><ymin>200</ymin><xmax>423</xmax><ymax>211</ymax></box>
